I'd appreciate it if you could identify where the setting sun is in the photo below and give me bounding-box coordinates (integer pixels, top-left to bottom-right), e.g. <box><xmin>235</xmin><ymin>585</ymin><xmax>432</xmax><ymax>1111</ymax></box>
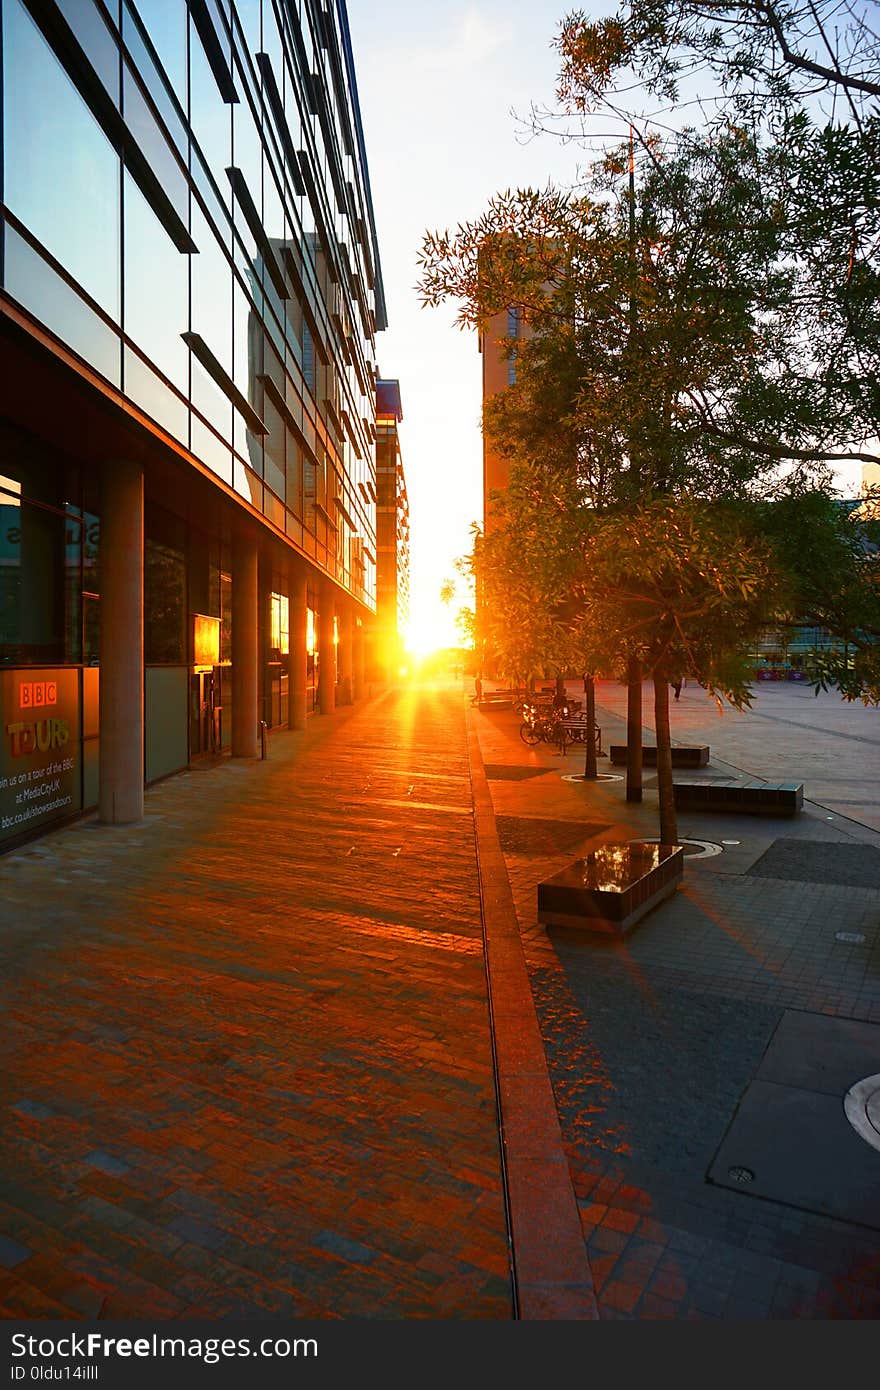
<box><xmin>402</xmin><ymin>598</ymin><xmax>471</xmax><ymax>657</ymax></box>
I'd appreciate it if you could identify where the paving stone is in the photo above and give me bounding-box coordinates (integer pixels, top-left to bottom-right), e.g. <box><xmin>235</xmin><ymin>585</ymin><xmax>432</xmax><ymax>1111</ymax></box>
<box><xmin>0</xmin><ymin>689</ymin><xmax>511</xmax><ymax>1319</ymax></box>
<box><xmin>0</xmin><ymin>1235</ymin><xmax>31</xmax><ymax>1268</ymax></box>
<box><xmin>473</xmin><ymin>681</ymin><xmax>880</xmax><ymax>1321</ymax></box>
<box><xmin>3</xmin><ymin>678</ymin><xmax>880</xmax><ymax>1321</ymax></box>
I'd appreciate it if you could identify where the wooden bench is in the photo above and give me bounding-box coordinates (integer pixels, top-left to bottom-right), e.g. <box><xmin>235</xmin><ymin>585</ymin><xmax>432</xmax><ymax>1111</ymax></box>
<box><xmin>538</xmin><ymin>842</ymin><xmax>684</xmax><ymax>937</ymax></box>
<box><xmin>610</xmin><ymin>744</ymin><xmax>709</xmax><ymax>767</ymax></box>
<box><xmin>673</xmin><ymin>780</ymin><xmax>803</xmax><ymax>815</ymax></box>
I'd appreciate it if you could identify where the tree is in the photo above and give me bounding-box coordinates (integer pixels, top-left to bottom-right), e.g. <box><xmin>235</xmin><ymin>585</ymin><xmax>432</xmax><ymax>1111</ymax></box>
<box><xmin>551</xmin><ymin>6</ymin><xmax>880</xmax><ymax>466</ymax></box>
<box><xmin>758</xmin><ymin>484</ymin><xmax>880</xmax><ymax>700</ymax></box>
<box><xmin>578</xmin><ymin>498</ymin><xmax>784</xmax><ymax>840</ymax></box>
<box><xmin>420</xmin><ymin>135</ymin><xmax>809</xmax><ymax>809</ymax></box>
<box><xmin>468</xmin><ymin>461</ymin><xmax>588</xmax><ymax>685</ymax></box>
<box><xmin>555</xmin><ymin>3</ymin><xmax>880</xmax><ymax>123</ymax></box>
<box><xmin>420</xmin><ymin>11</ymin><xmax>878</xmax><ymax>842</ymax></box>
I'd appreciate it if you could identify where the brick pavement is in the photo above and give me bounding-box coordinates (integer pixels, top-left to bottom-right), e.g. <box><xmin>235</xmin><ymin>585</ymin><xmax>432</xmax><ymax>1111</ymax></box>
<box><xmin>471</xmin><ymin>685</ymin><xmax>880</xmax><ymax>1319</ymax></box>
<box><xmin>2</xmin><ymin>676</ymin><xmax>879</xmax><ymax>1321</ymax></box>
<box><xmin>0</xmin><ymin>687</ymin><xmax>516</xmax><ymax>1319</ymax></box>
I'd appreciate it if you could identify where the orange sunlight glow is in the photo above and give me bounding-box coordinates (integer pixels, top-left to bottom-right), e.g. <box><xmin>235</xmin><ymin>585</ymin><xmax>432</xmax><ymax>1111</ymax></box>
<box><xmin>402</xmin><ymin>597</ymin><xmax>471</xmax><ymax>658</ymax></box>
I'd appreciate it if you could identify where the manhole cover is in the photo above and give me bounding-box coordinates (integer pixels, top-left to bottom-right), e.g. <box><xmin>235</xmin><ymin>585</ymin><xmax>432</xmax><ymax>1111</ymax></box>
<box><xmin>728</xmin><ymin>1166</ymin><xmax>755</xmax><ymax>1184</ymax></box>
<box><xmin>835</xmin><ymin>931</ymin><xmax>866</xmax><ymax>945</ymax></box>
<box><xmin>631</xmin><ymin>837</ymin><xmax>723</xmax><ymax>860</ymax></box>
<box><xmin>844</xmin><ymin>1074</ymin><xmax>880</xmax><ymax>1154</ymax></box>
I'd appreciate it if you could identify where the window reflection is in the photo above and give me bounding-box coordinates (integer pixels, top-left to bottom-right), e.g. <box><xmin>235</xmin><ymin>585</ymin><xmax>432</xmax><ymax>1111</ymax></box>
<box><xmin>232</xmin><ymin>273</ymin><xmax>263</xmax><ymax>467</ymax></box>
<box><xmin>3</xmin><ymin>0</ymin><xmax>121</xmax><ymax>319</ymax></box>
<box><xmin>0</xmin><ymin>446</ymin><xmax>83</xmax><ymax>667</ymax></box>
<box><xmin>123</xmin><ymin>69</ymin><xmax>189</xmax><ymax>226</ymax></box>
<box><xmin>123</xmin><ymin>172</ymin><xmax>188</xmax><ymax>395</ymax></box>
<box><xmin>4</xmin><ymin>227</ymin><xmax>122</xmax><ymax>387</ymax></box>
<box><xmin>189</xmin><ymin>19</ymin><xmax>232</xmax><ymax>205</ymax></box>
<box><xmin>145</xmin><ymin>537</ymin><xmax>186</xmax><ymax>663</ymax></box>
<box><xmin>55</xmin><ymin>0</ymin><xmax>120</xmax><ymax>102</ymax></box>
<box><xmin>127</xmin><ymin>0</ymin><xmax>187</xmax><ymax>103</ymax></box>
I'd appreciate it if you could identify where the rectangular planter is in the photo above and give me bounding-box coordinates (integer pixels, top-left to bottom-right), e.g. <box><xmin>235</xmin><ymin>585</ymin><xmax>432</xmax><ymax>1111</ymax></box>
<box><xmin>673</xmin><ymin>780</ymin><xmax>803</xmax><ymax>814</ymax></box>
<box><xmin>609</xmin><ymin>745</ymin><xmax>709</xmax><ymax>767</ymax></box>
<box><xmin>537</xmin><ymin>842</ymin><xmax>684</xmax><ymax>937</ymax></box>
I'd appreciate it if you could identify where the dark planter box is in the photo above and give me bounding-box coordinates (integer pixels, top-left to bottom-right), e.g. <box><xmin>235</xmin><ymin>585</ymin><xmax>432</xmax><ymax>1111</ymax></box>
<box><xmin>609</xmin><ymin>745</ymin><xmax>709</xmax><ymax>767</ymax></box>
<box><xmin>537</xmin><ymin>842</ymin><xmax>684</xmax><ymax>937</ymax></box>
<box><xmin>673</xmin><ymin>780</ymin><xmax>803</xmax><ymax>814</ymax></box>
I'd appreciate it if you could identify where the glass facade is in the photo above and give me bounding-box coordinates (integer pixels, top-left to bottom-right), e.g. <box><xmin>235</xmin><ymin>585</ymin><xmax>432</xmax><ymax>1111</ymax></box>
<box><xmin>0</xmin><ymin>0</ymin><xmax>386</xmax><ymax>848</ymax></box>
<box><xmin>0</xmin><ymin>0</ymin><xmax>383</xmax><ymax>608</ymax></box>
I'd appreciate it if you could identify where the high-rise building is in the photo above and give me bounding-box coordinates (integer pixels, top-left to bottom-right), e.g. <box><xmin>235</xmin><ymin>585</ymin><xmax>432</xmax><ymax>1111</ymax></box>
<box><xmin>479</xmin><ymin>306</ymin><xmax>518</xmax><ymax>533</ymax></box>
<box><xmin>374</xmin><ymin>377</ymin><xmax>408</xmax><ymax>676</ymax></box>
<box><xmin>0</xmin><ymin>0</ymin><xmax>386</xmax><ymax>849</ymax></box>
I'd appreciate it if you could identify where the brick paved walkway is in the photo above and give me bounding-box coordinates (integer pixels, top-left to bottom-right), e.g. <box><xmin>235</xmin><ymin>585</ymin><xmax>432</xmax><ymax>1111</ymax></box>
<box><xmin>2</xmin><ymin>677</ymin><xmax>879</xmax><ymax>1321</ymax></box>
<box><xmin>0</xmin><ymin>687</ymin><xmax>515</xmax><ymax>1319</ymax></box>
<box><xmin>473</xmin><ymin>686</ymin><xmax>880</xmax><ymax>1319</ymax></box>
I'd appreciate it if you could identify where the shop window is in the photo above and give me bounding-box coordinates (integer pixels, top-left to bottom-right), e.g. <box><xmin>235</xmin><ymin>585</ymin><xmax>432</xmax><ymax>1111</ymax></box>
<box><xmin>270</xmin><ymin>592</ymin><xmax>289</xmax><ymax>657</ymax></box>
<box><xmin>0</xmin><ymin>490</ymin><xmax>80</xmax><ymax>666</ymax></box>
<box><xmin>145</xmin><ymin>537</ymin><xmax>186</xmax><ymax>663</ymax></box>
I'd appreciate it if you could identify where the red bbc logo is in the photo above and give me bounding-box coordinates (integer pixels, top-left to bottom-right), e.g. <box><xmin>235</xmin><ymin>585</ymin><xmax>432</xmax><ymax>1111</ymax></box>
<box><xmin>19</xmin><ymin>681</ymin><xmax>58</xmax><ymax>709</ymax></box>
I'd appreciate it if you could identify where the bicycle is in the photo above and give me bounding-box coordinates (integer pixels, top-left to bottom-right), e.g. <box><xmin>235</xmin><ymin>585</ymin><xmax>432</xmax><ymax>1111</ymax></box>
<box><xmin>560</xmin><ymin>715</ymin><xmax>603</xmax><ymax>756</ymax></box>
<box><xmin>519</xmin><ymin>701</ymin><xmax>557</xmax><ymax>746</ymax></box>
<box><xmin>519</xmin><ymin>702</ymin><xmax>595</xmax><ymax>754</ymax></box>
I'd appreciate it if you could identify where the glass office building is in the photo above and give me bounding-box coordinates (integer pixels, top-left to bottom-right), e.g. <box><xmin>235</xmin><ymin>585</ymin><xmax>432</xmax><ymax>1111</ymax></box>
<box><xmin>0</xmin><ymin>0</ymin><xmax>386</xmax><ymax>847</ymax></box>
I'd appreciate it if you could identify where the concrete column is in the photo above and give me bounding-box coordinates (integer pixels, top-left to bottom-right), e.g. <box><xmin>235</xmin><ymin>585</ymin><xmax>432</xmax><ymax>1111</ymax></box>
<box><xmin>288</xmin><ymin>567</ymin><xmax>308</xmax><ymax>730</ymax></box>
<box><xmin>317</xmin><ymin>583</ymin><xmax>336</xmax><ymax>715</ymax></box>
<box><xmin>99</xmin><ymin>458</ymin><xmax>144</xmax><ymax>825</ymax></box>
<box><xmin>232</xmin><ymin>528</ymin><xmax>259</xmax><ymax>757</ymax></box>
<box><xmin>353</xmin><ymin>616</ymin><xmax>365</xmax><ymax>702</ymax></box>
<box><xmin>337</xmin><ymin>604</ymin><xmax>353</xmax><ymax>705</ymax></box>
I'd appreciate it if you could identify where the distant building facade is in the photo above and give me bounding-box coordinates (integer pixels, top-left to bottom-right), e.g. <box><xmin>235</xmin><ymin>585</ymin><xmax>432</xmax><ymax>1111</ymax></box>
<box><xmin>479</xmin><ymin>306</ymin><xmax>526</xmax><ymax>534</ymax></box>
<box><xmin>374</xmin><ymin>378</ymin><xmax>409</xmax><ymax>676</ymax></box>
<box><xmin>0</xmin><ymin>0</ymin><xmax>386</xmax><ymax>849</ymax></box>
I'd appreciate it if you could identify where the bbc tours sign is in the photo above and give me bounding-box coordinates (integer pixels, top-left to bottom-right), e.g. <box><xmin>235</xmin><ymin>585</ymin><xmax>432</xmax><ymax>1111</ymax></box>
<box><xmin>0</xmin><ymin>669</ymin><xmax>81</xmax><ymax>843</ymax></box>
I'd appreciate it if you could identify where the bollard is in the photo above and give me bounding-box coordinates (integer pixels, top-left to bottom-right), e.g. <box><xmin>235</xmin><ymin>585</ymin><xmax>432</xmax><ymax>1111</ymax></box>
<box><xmin>259</xmin><ymin>720</ymin><xmax>268</xmax><ymax>760</ymax></box>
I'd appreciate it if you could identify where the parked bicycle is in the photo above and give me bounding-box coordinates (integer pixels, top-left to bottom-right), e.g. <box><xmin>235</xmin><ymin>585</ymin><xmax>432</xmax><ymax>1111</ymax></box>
<box><xmin>519</xmin><ymin>701</ymin><xmax>601</xmax><ymax>755</ymax></box>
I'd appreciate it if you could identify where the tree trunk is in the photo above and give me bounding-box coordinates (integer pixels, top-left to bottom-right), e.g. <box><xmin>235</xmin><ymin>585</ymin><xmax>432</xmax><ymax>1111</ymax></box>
<box><xmin>626</xmin><ymin>658</ymin><xmax>643</xmax><ymax>803</ymax></box>
<box><xmin>653</xmin><ymin>674</ymin><xmax>678</xmax><ymax>845</ymax></box>
<box><xmin>583</xmin><ymin>674</ymin><xmax>597</xmax><ymax>779</ymax></box>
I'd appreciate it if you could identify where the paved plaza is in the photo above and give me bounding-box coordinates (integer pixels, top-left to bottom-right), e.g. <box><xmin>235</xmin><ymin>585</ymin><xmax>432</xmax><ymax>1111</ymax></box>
<box><xmin>0</xmin><ymin>678</ymin><xmax>879</xmax><ymax>1319</ymax></box>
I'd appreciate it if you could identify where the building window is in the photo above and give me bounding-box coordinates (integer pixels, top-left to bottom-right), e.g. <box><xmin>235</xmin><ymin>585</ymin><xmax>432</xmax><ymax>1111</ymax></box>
<box><xmin>270</xmin><ymin>592</ymin><xmax>289</xmax><ymax>656</ymax></box>
<box><xmin>144</xmin><ymin>539</ymin><xmax>186</xmax><ymax>663</ymax></box>
<box><xmin>123</xmin><ymin>171</ymin><xmax>188</xmax><ymax>395</ymax></box>
<box><xmin>0</xmin><ymin>468</ymin><xmax>83</xmax><ymax>668</ymax></box>
<box><xmin>2</xmin><ymin>0</ymin><xmax>121</xmax><ymax>320</ymax></box>
<box><xmin>506</xmin><ymin>307</ymin><xmax>519</xmax><ymax>386</ymax></box>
